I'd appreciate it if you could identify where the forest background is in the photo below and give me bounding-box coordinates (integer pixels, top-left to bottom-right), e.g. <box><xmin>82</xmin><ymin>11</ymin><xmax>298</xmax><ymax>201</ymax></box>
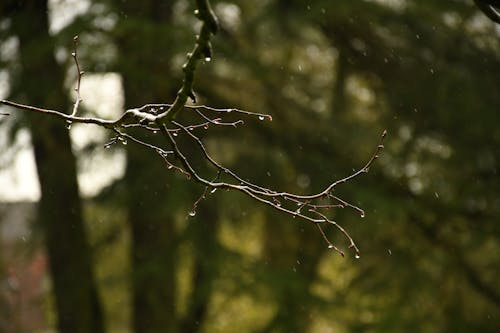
<box><xmin>0</xmin><ymin>0</ymin><xmax>499</xmax><ymax>333</ymax></box>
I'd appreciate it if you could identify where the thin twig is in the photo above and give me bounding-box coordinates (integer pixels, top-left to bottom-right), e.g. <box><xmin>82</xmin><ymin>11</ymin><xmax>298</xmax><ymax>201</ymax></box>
<box><xmin>67</xmin><ymin>35</ymin><xmax>84</xmax><ymax>129</ymax></box>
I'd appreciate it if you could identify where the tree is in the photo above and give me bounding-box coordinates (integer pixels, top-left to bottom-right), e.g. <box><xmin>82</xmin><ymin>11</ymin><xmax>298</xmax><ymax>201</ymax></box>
<box><xmin>1</xmin><ymin>1</ymin><xmax>104</xmax><ymax>333</ymax></box>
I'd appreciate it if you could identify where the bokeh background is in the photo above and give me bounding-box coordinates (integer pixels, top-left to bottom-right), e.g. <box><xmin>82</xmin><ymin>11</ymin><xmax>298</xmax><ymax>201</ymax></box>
<box><xmin>1</xmin><ymin>1</ymin><xmax>499</xmax><ymax>332</ymax></box>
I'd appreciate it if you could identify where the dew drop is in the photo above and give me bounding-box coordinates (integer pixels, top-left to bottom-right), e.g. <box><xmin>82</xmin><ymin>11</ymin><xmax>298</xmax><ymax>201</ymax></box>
<box><xmin>360</xmin><ymin>211</ymin><xmax>365</xmax><ymax>218</ymax></box>
<box><xmin>188</xmin><ymin>210</ymin><xmax>196</xmax><ymax>217</ymax></box>
<box><xmin>210</xmin><ymin>188</ymin><xmax>217</xmax><ymax>194</ymax></box>
<box><xmin>167</xmin><ymin>165</ymin><xmax>173</xmax><ymax>170</ymax></box>
<box><xmin>328</xmin><ymin>244</ymin><xmax>334</xmax><ymax>249</ymax></box>
<box><xmin>355</xmin><ymin>253</ymin><xmax>360</xmax><ymax>259</ymax></box>
<box><xmin>71</xmin><ymin>52</ymin><xmax>76</xmax><ymax>57</ymax></box>
<box><xmin>66</xmin><ymin>123</ymin><xmax>72</xmax><ymax>130</ymax></box>
<box><xmin>173</xmin><ymin>132</ymin><xmax>178</xmax><ymax>137</ymax></box>
<box><xmin>153</xmin><ymin>130</ymin><xmax>158</xmax><ymax>134</ymax></box>
<box><xmin>105</xmin><ymin>145</ymin><xmax>111</xmax><ymax>149</ymax></box>
<box><xmin>258</xmin><ymin>115</ymin><xmax>265</xmax><ymax>121</ymax></box>
<box><xmin>205</xmin><ymin>57</ymin><xmax>211</xmax><ymax>62</ymax></box>
<box><xmin>194</xmin><ymin>9</ymin><xmax>199</xmax><ymax>15</ymax></box>
<box><xmin>121</xmin><ymin>139</ymin><xmax>127</xmax><ymax>145</ymax></box>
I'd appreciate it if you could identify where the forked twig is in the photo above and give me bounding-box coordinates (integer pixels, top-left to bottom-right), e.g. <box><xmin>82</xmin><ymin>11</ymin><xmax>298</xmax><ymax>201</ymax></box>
<box><xmin>67</xmin><ymin>35</ymin><xmax>84</xmax><ymax>129</ymax></box>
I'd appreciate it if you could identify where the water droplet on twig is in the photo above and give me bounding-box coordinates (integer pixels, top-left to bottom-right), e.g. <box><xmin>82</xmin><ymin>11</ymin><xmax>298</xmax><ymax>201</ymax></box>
<box><xmin>188</xmin><ymin>210</ymin><xmax>196</xmax><ymax>217</ymax></box>
<box><xmin>258</xmin><ymin>116</ymin><xmax>265</xmax><ymax>121</ymax></box>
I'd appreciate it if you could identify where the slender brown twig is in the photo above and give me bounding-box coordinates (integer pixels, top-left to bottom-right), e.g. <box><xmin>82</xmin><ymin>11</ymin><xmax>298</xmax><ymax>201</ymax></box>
<box><xmin>67</xmin><ymin>35</ymin><xmax>84</xmax><ymax>129</ymax></box>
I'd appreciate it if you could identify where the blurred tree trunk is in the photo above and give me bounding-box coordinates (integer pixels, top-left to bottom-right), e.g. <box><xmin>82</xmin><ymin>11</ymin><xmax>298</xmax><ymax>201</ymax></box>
<box><xmin>125</xmin><ymin>142</ymin><xmax>178</xmax><ymax>333</ymax></box>
<box><xmin>9</xmin><ymin>1</ymin><xmax>105</xmax><ymax>333</ymax></box>
<box><xmin>261</xmin><ymin>211</ymin><xmax>324</xmax><ymax>333</ymax></box>
<box><xmin>181</xmin><ymin>202</ymin><xmax>219</xmax><ymax>333</ymax></box>
<box><xmin>332</xmin><ymin>49</ymin><xmax>348</xmax><ymax>116</ymax></box>
<box><xmin>115</xmin><ymin>1</ymin><xmax>222</xmax><ymax>331</ymax></box>
<box><xmin>116</xmin><ymin>1</ymin><xmax>179</xmax><ymax>332</ymax></box>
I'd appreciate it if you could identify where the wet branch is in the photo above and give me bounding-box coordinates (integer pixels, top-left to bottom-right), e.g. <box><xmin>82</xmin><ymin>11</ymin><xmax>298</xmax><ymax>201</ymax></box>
<box><xmin>0</xmin><ymin>0</ymin><xmax>386</xmax><ymax>258</ymax></box>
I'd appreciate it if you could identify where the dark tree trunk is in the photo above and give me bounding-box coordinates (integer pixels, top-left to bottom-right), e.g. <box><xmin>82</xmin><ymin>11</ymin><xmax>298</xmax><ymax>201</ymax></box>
<box><xmin>260</xmin><ymin>210</ymin><xmax>324</xmax><ymax>333</ymax></box>
<box><xmin>114</xmin><ymin>0</ymin><xmax>222</xmax><ymax>330</ymax></box>
<box><xmin>125</xmin><ymin>136</ymin><xmax>178</xmax><ymax>333</ymax></box>
<box><xmin>115</xmin><ymin>1</ymin><xmax>180</xmax><ymax>331</ymax></box>
<box><xmin>10</xmin><ymin>1</ymin><xmax>105</xmax><ymax>333</ymax></box>
<box><xmin>181</xmin><ymin>202</ymin><xmax>219</xmax><ymax>333</ymax></box>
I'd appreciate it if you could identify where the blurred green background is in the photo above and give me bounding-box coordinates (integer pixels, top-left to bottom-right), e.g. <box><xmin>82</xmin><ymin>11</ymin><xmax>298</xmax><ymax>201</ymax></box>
<box><xmin>1</xmin><ymin>0</ymin><xmax>499</xmax><ymax>332</ymax></box>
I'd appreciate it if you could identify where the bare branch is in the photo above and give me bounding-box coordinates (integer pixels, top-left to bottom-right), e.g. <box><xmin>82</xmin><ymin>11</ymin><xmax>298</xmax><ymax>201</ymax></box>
<box><xmin>156</xmin><ymin>0</ymin><xmax>219</xmax><ymax>121</ymax></box>
<box><xmin>0</xmin><ymin>0</ymin><xmax>386</xmax><ymax>258</ymax></box>
<box><xmin>474</xmin><ymin>0</ymin><xmax>500</xmax><ymax>24</ymax></box>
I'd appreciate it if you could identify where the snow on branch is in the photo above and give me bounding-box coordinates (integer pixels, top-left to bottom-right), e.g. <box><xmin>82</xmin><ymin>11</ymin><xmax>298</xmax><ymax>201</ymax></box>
<box><xmin>1</xmin><ymin>0</ymin><xmax>386</xmax><ymax>258</ymax></box>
